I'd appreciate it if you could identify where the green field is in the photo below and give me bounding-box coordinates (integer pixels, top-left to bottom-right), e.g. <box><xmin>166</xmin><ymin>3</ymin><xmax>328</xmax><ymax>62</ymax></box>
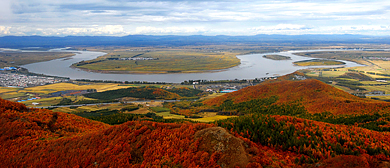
<box><xmin>72</xmin><ymin>50</ymin><xmax>241</xmax><ymax>73</ymax></box>
<box><xmin>262</xmin><ymin>54</ymin><xmax>291</xmax><ymax>60</ymax></box>
<box><xmin>156</xmin><ymin>112</ymin><xmax>186</xmax><ymax>119</ymax></box>
<box><xmin>150</xmin><ymin>107</ymin><xmax>170</xmax><ymax>113</ymax></box>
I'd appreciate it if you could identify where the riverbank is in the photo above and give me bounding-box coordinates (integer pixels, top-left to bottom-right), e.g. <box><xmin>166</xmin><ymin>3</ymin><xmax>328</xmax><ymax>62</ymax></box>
<box><xmin>21</xmin><ymin>48</ymin><xmax>365</xmax><ymax>83</ymax></box>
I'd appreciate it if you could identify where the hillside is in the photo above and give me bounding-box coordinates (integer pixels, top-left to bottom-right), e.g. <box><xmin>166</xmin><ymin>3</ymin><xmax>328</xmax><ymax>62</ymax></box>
<box><xmin>3</xmin><ymin>73</ymin><xmax>390</xmax><ymax>167</ymax></box>
<box><xmin>84</xmin><ymin>86</ymin><xmax>203</xmax><ymax>100</ymax></box>
<box><xmin>204</xmin><ymin>75</ymin><xmax>390</xmax><ymax>115</ymax></box>
<box><xmin>0</xmin><ymin>98</ymin><xmax>266</xmax><ymax>167</ymax></box>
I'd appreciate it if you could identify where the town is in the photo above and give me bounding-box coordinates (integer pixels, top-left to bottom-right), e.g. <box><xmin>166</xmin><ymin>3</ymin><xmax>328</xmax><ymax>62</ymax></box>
<box><xmin>0</xmin><ymin>73</ymin><xmax>69</xmax><ymax>87</ymax></box>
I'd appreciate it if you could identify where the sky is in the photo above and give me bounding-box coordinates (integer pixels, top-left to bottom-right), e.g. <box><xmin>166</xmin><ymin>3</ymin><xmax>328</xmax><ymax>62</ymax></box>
<box><xmin>0</xmin><ymin>0</ymin><xmax>389</xmax><ymax>36</ymax></box>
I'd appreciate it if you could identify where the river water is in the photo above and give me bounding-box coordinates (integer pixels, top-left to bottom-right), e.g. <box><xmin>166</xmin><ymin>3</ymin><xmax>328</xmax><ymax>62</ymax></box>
<box><xmin>17</xmin><ymin>48</ymin><xmax>364</xmax><ymax>83</ymax></box>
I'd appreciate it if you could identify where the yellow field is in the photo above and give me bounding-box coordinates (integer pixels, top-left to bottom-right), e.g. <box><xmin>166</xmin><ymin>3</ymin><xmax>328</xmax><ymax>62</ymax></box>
<box><xmin>361</xmin><ymin>85</ymin><xmax>390</xmax><ymax>93</ymax></box>
<box><xmin>366</xmin><ymin>96</ymin><xmax>390</xmax><ymax>101</ymax></box>
<box><xmin>305</xmin><ymin>70</ymin><xmax>347</xmax><ymax>78</ymax></box>
<box><xmin>19</xmin><ymin>83</ymin><xmax>134</xmax><ymax>95</ymax></box>
<box><xmin>199</xmin><ymin>93</ymin><xmax>226</xmax><ymax>100</ymax></box>
<box><xmin>0</xmin><ymin>87</ymin><xmax>21</xmax><ymax>94</ymax></box>
<box><xmin>156</xmin><ymin>112</ymin><xmax>186</xmax><ymax>119</ymax></box>
<box><xmin>51</xmin><ymin>107</ymin><xmax>79</xmax><ymax>113</ymax></box>
<box><xmin>51</xmin><ymin>103</ymin><xmax>130</xmax><ymax>113</ymax></box>
<box><xmin>22</xmin><ymin>97</ymin><xmax>62</xmax><ymax>107</ymax></box>
<box><xmin>360</xmin><ymin>81</ymin><xmax>388</xmax><ymax>85</ymax></box>
<box><xmin>0</xmin><ymin>92</ymin><xmax>26</xmax><ymax>99</ymax></box>
<box><xmin>190</xmin><ymin>115</ymin><xmax>237</xmax><ymax>123</ymax></box>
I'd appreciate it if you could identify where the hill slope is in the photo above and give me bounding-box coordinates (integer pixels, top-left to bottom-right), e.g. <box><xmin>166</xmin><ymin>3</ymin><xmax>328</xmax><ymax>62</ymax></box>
<box><xmin>0</xmin><ymin>98</ymin><xmax>266</xmax><ymax>167</ymax></box>
<box><xmin>3</xmin><ymin>74</ymin><xmax>390</xmax><ymax>167</ymax></box>
<box><xmin>204</xmin><ymin>76</ymin><xmax>390</xmax><ymax>115</ymax></box>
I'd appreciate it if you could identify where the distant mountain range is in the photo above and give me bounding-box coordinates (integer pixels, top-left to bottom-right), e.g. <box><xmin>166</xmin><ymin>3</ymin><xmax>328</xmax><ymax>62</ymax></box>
<box><xmin>0</xmin><ymin>34</ymin><xmax>389</xmax><ymax>48</ymax></box>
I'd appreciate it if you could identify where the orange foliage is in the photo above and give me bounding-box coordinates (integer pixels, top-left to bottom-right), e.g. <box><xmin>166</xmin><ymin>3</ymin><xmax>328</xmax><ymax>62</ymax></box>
<box><xmin>204</xmin><ymin>78</ymin><xmax>390</xmax><ymax>115</ymax></box>
<box><xmin>0</xmin><ymin>98</ymin><xmax>266</xmax><ymax>167</ymax></box>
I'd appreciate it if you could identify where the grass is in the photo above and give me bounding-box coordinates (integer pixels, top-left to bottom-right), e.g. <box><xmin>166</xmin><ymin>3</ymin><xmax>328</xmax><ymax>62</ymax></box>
<box><xmin>361</xmin><ymin>85</ymin><xmax>390</xmax><ymax>93</ymax></box>
<box><xmin>190</xmin><ymin>115</ymin><xmax>237</xmax><ymax>123</ymax></box>
<box><xmin>0</xmin><ymin>52</ymin><xmax>75</xmax><ymax>67</ymax></box>
<box><xmin>366</xmin><ymin>96</ymin><xmax>390</xmax><ymax>101</ymax></box>
<box><xmin>156</xmin><ymin>112</ymin><xmax>185</xmax><ymax>119</ymax></box>
<box><xmin>262</xmin><ymin>55</ymin><xmax>291</xmax><ymax>60</ymax></box>
<box><xmin>200</xmin><ymin>93</ymin><xmax>226</xmax><ymax>100</ymax></box>
<box><xmin>51</xmin><ymin>107</ymin><xmax>79</xmax><ymax>113</ymax></box>
<box><xmin>0</xmin><ymin>92</ymin><xmax>26</xmax><ymax>99</ymax></box>
<box><xmin>125</xmin><ymin>107</ymin><xmax>151</xmax><ymax>114</ymax></box>
<box><xmin>22</xmin><ymin>97</ymin><xmax>62</xmax><ymax>107</ymax></box>
<box><xmin>305</xmin><ymin>71</ymin><xmax>347</xmax><ymax>78</ymax></box>
<box><xmin>150</xmin><ymin>107</ymin><xmax>170</xmax><ymax>113</ymax></box>
<box><xmin>73</xmin><ymin>50</ymin><xmax>241</xmax><ymax>73</ymax></box>
<box><xmin>360</xmin><ymin>81</ymin><xmax>388</xmax><ymax>85</ymax></box>
<box><xmin>293</xmin><ymin>59</ymin><xmax>345</xmax><ymax>66</ymax></box>
<box><xmin>0</xmin><ymin>87</ymin><xmax>21</xmax><ymax>93</ymax></box>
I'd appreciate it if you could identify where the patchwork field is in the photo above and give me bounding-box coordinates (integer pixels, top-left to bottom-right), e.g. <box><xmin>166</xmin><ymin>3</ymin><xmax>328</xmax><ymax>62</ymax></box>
<box><xmin>20</xmin><ymin>83</ymin><xmax>135</xmax><ymax>95</ymax></box>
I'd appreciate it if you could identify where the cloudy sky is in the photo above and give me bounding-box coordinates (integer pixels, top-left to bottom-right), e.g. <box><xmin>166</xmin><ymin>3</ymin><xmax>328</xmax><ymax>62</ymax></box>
<box><xmin>0</xmin><ymin>0</ymin><xmax>389</xmax><ymax>36</ymax></box>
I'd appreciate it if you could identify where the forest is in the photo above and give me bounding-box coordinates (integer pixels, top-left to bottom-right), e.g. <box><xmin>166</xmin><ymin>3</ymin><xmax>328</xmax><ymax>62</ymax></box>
<box><xmin>84</xmin><ymin>86</ymin><xmax>204</xmax><ymax>100</ymax></box>
<box><xmin>2</xmin><ymin>72</ymin><xmax>390</xmax><ymax>167</ymax></box>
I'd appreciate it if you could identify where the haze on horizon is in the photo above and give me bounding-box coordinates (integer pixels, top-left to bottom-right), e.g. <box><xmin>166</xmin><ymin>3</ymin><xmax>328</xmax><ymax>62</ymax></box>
<box><xmin>0</xmin><ymin>0</ymin><xmax>389</xmax><ymax>37</ymax></box>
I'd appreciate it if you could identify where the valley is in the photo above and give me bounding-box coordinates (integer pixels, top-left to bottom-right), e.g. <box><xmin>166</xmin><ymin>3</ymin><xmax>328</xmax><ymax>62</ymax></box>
<box><xmin>2</xmin><ymin>44</ymin><xmax>390</xmax><ymax>167</ymax></box>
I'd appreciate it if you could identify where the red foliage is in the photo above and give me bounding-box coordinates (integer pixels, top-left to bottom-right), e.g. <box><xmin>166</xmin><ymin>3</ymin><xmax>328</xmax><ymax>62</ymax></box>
<box><xmin>0</xmin><ymin>98</ymin><xmax>265</xmax><ymax>167</ymax></box>
<box><xmin>204</xmin><ymin>77</ymin><xmax>390</xmax><ymax>115</ymax></box>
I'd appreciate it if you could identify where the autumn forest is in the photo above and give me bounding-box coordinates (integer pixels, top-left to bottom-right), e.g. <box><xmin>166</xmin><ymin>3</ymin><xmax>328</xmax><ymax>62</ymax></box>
<box><xmin>2</xmin><ymin>72</ymin><xmax>390</xmax><ymax>167</ymax></box>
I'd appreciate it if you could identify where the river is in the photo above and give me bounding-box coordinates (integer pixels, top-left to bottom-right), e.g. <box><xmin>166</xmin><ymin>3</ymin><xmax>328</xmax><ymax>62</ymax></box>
<box><xmin>16</xmin><ymin>48</ymin><xmax>364</xmax><ymax>83</ymax></box>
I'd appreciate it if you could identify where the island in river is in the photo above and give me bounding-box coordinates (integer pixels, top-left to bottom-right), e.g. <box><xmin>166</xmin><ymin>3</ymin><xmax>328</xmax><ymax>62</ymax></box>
<box><xmin>71</xmin><ymin>49</ymin><xmax>241</xmax><ymax>74</ymax></box>
<box><xmin>262</xmin><ymin>54</ymin><xmax>291</xmax><ymax>60</ymax></box>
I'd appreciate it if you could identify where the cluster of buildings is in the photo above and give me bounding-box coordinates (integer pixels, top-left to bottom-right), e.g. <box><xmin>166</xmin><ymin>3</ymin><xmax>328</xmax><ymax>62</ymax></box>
<box><xmin>0</xmin><ymin>73</ymin><xmax>69</xmax><ymax>87</ymax></box>
<box><xmin>197</xmin><ymin>83</ymin><xmax>251</xmax><ymax>93</ymax></box>
<box><xmin>0</xmin><ymin>67</ymin><xmax>18</xmax><ymax>71</ymax></box>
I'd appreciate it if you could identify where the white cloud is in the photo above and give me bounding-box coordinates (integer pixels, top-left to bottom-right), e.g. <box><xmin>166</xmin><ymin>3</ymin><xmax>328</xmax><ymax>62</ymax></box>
<box><xmin>6</xmin><ymin>25</ymin><xmax>127</xmax><ymax>36</ymax></box>
<box><xmin>250</xmin><ymin>24</ymin><xmax>310</xmax><ymax>35</ymax></box>
<box><xmin>2</xmin><ymin>0</ymin><xmax>390</xmax><ymax>36</ymax></box>
<box><xmin>54</xmin><ymin>25</ymin><xmax>126</xmax><ymax>36</ymax></box>
<box><xmin>135</xmin><ymin>26</ymin><xmax>206</xmax><ymax>34</ymax></box>
<box><xmin>0</xmin><ymin>26</ymin><xmax>11</xmax><ymax>35</ymax></box>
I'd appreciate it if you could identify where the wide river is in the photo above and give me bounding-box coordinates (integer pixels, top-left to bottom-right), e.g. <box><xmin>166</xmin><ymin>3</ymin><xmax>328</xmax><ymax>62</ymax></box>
<box><xmin>18</xmin><ymin>48</ymin><xmax>364</xmax><ymax>83</ymax></box>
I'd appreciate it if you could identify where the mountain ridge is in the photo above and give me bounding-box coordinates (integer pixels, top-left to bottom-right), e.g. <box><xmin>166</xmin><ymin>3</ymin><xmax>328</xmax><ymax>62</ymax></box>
<box><xmin>1</xmin><ymin>34</ymin><xmax>389</xmax><ymax>48</ymax></box>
